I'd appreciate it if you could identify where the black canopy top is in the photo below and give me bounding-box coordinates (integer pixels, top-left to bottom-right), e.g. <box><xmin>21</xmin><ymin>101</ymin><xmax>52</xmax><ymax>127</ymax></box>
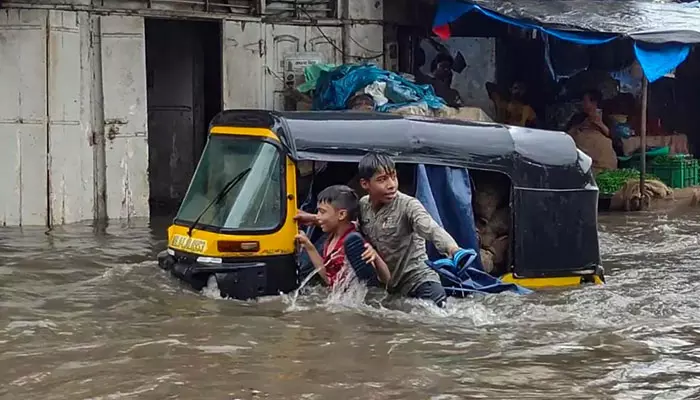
<box><xmin>467</xmin><ymin>0</ymin><xmax>700</xmax><ymax>44</ymax></box>
<box><xmin>210</xmin><ymin>110</ymin><xmax>593</xmax><ymax>190</ymax></box>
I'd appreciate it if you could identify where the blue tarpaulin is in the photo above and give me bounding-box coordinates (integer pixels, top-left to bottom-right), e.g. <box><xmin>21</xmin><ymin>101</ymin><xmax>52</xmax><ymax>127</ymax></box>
<box><xmin>433</xmin><ymin>0</ymin><xmax>699</xmax><ymax>83</ymax></box>
<box><xmin>415</xmin><ymin>164</ymin><xmax>480</xmax><ymax>264</ymax></box>
<box><xmin>633</xmin><ymin>42</ymin><xmax>691</xmax><ymax>83</ymax></box>
<box><xmin>426</xmin><ymin>251</ymin><xmax>533</xmax><ymax>296</ymax></box>
<box><xmin>433</xmin><ymin>0</ymin><xmax>615</xmax><ymax>45</ymax></box>
<box><xmin>312</xmin><ymin>64</ymin><xmax>446</xmax><ymax>111</ymax></box>
<box><xmin>415</xmin><ymin>164</ymin><xmax>531</xmax><ymax>296</ymax></box>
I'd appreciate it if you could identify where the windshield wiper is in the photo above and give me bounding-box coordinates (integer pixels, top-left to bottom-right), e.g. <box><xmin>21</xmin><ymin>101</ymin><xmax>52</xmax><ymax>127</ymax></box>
<box><xmin>187</xmin><ymin>168</ymin><xmax>252</xmax><ymax>236</ymax></box>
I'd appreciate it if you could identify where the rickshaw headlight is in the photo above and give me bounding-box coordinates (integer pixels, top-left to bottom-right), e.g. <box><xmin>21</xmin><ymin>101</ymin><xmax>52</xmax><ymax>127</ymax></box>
<box><xmin>577</xmin><ymin>149</ymin><xmax>593</xmax><ymax>174</ymax></box>
<box><xmin>217</xmin><ymin>240</ymin><xmax>261</xmax><ymax>253</ymax></box>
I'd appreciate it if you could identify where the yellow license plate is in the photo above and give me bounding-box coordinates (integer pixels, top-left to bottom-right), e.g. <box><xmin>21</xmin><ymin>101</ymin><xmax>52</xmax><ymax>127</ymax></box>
<box><xmin>171</xmin><ymin>234</ymin><xmax>208</xmax><ymax>253</ymax></box>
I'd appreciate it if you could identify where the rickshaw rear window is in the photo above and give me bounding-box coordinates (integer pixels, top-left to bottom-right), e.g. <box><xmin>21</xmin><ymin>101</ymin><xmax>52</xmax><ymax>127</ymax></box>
<box><xmin>175</xmin><ymin>135</ymin><xmax>284</xmax><ymax>232</ymax></box>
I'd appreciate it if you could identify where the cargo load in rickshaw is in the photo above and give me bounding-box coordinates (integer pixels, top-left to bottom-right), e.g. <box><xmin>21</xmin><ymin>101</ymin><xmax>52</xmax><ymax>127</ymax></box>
<box><xmin>157</xmin><ymin>110</ymin><xmax>604</xmax><ymax>300</ymax></box>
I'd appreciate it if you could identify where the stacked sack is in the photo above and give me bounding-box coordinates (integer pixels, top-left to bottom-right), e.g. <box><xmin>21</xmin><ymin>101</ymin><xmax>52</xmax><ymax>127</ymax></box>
<box><xmin>472</xmin><ymin>173</ymin><xmax>511</xmax><ymax>276</ymax></box>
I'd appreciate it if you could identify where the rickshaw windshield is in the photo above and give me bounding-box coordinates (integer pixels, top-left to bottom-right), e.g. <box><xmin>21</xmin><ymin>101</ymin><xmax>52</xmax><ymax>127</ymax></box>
<box><xmin>175</xmin><ymin>135</ymin><xmax>284</xmax><ymax>232</ymax></box>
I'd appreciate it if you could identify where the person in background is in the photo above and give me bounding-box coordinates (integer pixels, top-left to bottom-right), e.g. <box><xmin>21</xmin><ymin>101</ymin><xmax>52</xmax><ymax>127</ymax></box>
<box><xmin>487</xmin><ymin>81</ymin><xmax>537</xmax><ymax>128</ymax></box>
<box><xmin>508</xmin><ymin>82</ymin><xmax>538</xmax><ymax>127</ymax></box>
<box><xmin>567</xmin><ymin>89</ymin><xmax>617</xmax><ymax>173</ymax></box>
<box><xmin>426</xmin><ymin>53</ymin><xmax>463</xmax><ymax>108</ymax></box>
<box><xmin>295</xmin><ymin>185</ymin><xmax>391</xmax><ymax>287</ymax></box>
<box><xmin>567</xmin><ymin>89</ymin><xmax>611</xmax><ymax>138</ymax></box>
<box><xmin>485</xmin><ymin>82</ymin><xmax>508</xmax><ymax>123</ymax></box>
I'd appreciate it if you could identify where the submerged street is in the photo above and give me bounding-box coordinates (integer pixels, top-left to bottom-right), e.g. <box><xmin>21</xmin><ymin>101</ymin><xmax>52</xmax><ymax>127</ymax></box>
<box><xmin>2</xmin><ymin>210</ymin><xmax>700</xmax><ymax>399</ymax></box>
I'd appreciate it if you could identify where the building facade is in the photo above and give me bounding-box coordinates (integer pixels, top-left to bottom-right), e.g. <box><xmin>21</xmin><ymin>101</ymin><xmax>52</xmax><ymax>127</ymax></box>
<box><xmin>0</xmin><ymin>0</ymin><xmax>384</xmax><ymax>226</ymax></box>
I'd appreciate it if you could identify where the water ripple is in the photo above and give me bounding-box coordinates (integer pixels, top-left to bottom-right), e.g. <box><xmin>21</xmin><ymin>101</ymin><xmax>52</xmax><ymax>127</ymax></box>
<box><xmin>2</xmin><ymin>211</ymin><xmax>700</xmax><ymax>399</ymax></box>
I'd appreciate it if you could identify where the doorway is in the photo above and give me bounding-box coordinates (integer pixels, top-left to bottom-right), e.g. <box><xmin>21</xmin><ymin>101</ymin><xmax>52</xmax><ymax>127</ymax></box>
<box><xmin>145</xmin><ymin>18</ymin><xmax>222</xmax><ymax>218</ymax></box>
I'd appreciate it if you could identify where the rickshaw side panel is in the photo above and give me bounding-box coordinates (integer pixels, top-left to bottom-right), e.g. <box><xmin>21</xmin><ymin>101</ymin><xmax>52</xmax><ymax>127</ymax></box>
<box><xmin>512</xmin><ymin>188</ymin><xmax>601</xmax><ymax>278</ymax></box>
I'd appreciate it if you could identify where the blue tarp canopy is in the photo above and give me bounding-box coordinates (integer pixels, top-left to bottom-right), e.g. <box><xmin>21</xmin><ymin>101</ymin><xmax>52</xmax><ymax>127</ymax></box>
<box><xmin>433</xmin><ymin>0</ymin><xmax>700</xmax><ymax>82</ymax></box>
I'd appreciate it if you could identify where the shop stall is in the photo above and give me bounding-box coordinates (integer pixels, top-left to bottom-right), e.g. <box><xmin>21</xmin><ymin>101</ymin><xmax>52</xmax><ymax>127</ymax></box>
<box><xmin>432</xmin><ymin>0</ymin><xmax>700</xmax><ymax>209</ymax></box>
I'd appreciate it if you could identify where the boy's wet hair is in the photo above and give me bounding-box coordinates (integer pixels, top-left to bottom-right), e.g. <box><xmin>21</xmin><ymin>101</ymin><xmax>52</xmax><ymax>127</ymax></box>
<box><xmin>317</xmin><ymin>185</ymin><xmax>359</xmax><ymax>220</ymax></box>
<box><xmin>358</xmin><ymin>152</ymin><xmax>396</xmax><ymax>181</ymax></box>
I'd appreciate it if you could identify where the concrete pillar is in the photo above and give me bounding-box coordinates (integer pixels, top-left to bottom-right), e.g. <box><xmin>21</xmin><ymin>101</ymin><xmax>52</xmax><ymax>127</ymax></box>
<box><xmin>47</xmin><ymin>10</ymin><xmax>95</xmax><ymax>225</ymax></box>
<box><xmin>99</xmin><ymin>15</ymin><xmax>149</xmax><ymax>222</ymax></box>
<box><xmin>342</xmin><ymin>0</ymin><xmax>384</xmax><ymax>66</ymax></box>
<box><xmin>0</xmin><ymin>9</ymin><xmax>48</xmax><ymax>226</ymax></box>
<box><xmin>0</xmin><ymin>9</ymin><xmax>96</xmax><ymax>226</ymax></box>
<box><xmin>222</xmin><ymin>20</ymin><xmax>264</xmax><ymax>109</ymax></box>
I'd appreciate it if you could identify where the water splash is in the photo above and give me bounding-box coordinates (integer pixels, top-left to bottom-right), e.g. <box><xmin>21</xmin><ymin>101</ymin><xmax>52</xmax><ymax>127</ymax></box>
<box><xmin>282</xmin><ymin>266</ymin><xmax>501</xmax><ymax>327</ymax></box>
<box><xmin>282</xmin><ymin>266</ymin><xmax>375</xmax><ymax>313</ymax></box>
<box><xmin>201</xmin><ymin>275</ymin><xmax>225</xmax><ymax>299</ymax></box>
<box><xmin>281</xmin><ymin>266</ymin><xmax>322</xmax><ymax>311</ymax></box>
<box><xmin>323</xmin><ymin>268</ymin><xmax>370</xmax><ymax>309</ymax></box>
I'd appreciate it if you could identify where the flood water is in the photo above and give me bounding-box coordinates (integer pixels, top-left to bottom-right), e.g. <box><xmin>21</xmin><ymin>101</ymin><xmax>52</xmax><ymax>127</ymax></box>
<box><xmin>2</xmin><ymin>210</ymin><xmax>700</xmax><ymax>400</ymax></box>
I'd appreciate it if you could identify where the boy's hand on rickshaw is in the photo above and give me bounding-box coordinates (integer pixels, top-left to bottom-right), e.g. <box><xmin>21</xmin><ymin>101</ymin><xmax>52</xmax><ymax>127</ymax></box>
<box><xmin>361</xmin><ymin>243</ymin><xmax>378</xmax><ymax>265</ymax></box>
<box><xmin>293</xmin><ymin>210</ymin><xmax>318</xmax><ymax>226</ymax></box>
<box><xmin>295</xmin><ymin>231</ymin><xmax>313</xmax><ymax>249</ymax></box>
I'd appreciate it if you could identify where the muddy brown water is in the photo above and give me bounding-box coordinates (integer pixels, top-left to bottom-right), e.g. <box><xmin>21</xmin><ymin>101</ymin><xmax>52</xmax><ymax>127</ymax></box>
<box><xmin>2</xmin><ymin>211</ymin><xmax>700</xmax><ymax>400</ymax></box>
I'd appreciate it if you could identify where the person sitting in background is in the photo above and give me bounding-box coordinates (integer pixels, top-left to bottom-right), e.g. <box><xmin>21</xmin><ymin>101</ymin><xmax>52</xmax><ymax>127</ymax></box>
<box><xmin>424</xmin><ymin>53</ymin><xmax>463</xmax><ymax>108</ymax></box>
<box><xmin>567</xmin><ymin>89</ymin><xmax>611</xmax><ymax>137</ymax></box>
<box><xmin>567</xmin><ymin>89</ymin><xmax>617</xmax><ymax>173</ymax></box>
<box><xmin>485</xmin><ymin>82</ymin><xmax>508</xmax><ymax>123</ymax></box>
<box><xmin>486</xmin><ymin>81</ymin><xmax>537</xmax><ymax>128</ymax></box>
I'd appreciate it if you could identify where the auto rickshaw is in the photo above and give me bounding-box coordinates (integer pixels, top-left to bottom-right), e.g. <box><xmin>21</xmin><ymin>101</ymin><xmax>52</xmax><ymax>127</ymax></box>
<box><xmin>158</xmin><ymin>110</ymin><xmax>605</xmax><ymax>300</ymax></box>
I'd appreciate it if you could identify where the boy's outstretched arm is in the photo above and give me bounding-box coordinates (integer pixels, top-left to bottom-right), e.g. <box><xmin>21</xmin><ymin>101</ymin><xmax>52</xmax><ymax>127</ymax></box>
<box><xmin>361</xmin><ymin>243</ymin><xmax>391</xmax><ymax>284</ymax></box>
<box><xmin>296</xmin><ymin>231</ymin><xmax>329</xmax><ymax>284</ymax></box>
<box><xmin>406</xmin><ymin>198</ymin><xmax>460</xmax><ymax>257</ymax></box>
<box><xmin>373</xmin><ymin>254</ymin><xmax>392</xmax><ymax>284</ymax></box>
<box><xmin>294</xmin><ymin>209</ymin><xmax>319</xmax><ymax>226</ymax></box>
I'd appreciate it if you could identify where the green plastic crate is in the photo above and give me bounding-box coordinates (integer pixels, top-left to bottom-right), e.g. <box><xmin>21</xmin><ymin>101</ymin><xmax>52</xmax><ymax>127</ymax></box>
<box><xmin>685</xmin><ymin>158</ymin><xmax>700</xmax><ymax>187</ymax></box>
<box><xmin>649</xmin><ymin>162</ymin><xmax>686</xmax><ymax>188</ymax></box>
<box><xmin>617</xmin><ymin>154</ymin><xmax>699</xmax><ymax>188</ymax></box>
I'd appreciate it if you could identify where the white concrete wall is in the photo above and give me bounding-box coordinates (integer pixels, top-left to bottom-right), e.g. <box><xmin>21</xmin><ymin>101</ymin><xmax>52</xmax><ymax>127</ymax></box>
<box><xmin>0</xmin><ymin>0</ymin><xmax>384</xmax><ymax>226</ymax></box>
<box><xmin>48</xmin><ymin>10</ymin><xmax>95</xmax><ymax>225</ymax></box>
<box><xmin>343</xmin><ymin>0</ymin><xmax>384</xmax><ymax>64</ymax></box>
<box><xmin>222</xmin><ymin>21</ymin><xmax>265</xmax><ymax>109</ymax></box>
<box><xmin>263</xmin><ymin>23</ymin><xmax>343</xmax><ymax>110</ymax></box>
<box><xmin>222</xmin><ymin>21</ymin><xmax>345</xmax><ymax>110</ymax></box>
<box><xmin>100</xmin><ymin>16</ymin><xmax>150</xmax><ymax>221</ymax></box>
<box><xmin>0</xmin><ymin>9</ymin><xmax>48</xmax><ymax>226</ymax></box>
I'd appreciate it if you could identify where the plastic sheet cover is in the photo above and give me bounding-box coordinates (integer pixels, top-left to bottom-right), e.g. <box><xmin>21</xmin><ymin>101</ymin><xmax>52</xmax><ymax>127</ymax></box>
<box><xmin>435</xmin><ymin>0</ymin><xmax>700</xmax><ymax>44</ymax></box>
<box><xmin>433</xmin><ymin>0</ymin><xmax>699</xmax><ymax>82</ymax></box>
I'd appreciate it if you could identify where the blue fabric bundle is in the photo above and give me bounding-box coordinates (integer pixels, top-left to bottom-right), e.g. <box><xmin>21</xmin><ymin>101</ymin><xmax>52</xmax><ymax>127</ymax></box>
<box><xmin>427</xmin><ymin>249</ymin><xmax>533</xmax><ymax>296</ymax></box>
<box><xmin>312</xmin><ymin>64</ymin><xmax>446</xmax><ymax>111</ymax></box>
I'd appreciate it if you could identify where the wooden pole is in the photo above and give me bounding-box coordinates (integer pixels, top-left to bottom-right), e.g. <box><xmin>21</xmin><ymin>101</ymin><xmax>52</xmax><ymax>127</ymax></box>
<box><xmin>639</xmin><ymin>76</ymin><xmax>649</xmax><ymax>210</ymax></box>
